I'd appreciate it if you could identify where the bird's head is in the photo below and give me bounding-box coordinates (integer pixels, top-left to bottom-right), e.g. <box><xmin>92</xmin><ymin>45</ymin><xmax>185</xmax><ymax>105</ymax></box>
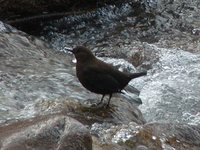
<box><xmin>66</xmin><ymin>46</ymin><xmax>95</xmax><ymax>63</ymax></box>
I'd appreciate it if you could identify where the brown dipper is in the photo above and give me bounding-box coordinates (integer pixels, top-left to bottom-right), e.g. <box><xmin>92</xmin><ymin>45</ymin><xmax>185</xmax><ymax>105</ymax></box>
<box><xmin>67</xmin><ymin>46</ymin><xmax>147</xmax><ymax>106</ymax></box>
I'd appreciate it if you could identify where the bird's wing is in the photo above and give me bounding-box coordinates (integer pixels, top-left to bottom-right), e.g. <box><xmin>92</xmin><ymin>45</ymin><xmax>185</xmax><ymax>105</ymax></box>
<box><xmin>81</xmin><ymin>66</ymin><xmax>121</xmax><ymax>93</ymax></box>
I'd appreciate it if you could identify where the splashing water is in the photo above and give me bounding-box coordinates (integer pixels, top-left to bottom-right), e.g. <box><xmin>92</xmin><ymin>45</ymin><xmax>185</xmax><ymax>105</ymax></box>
<box><xmin>138</xmin><ymin>44</ymin><xmax>200</xmax><ymax>125</ymax></box>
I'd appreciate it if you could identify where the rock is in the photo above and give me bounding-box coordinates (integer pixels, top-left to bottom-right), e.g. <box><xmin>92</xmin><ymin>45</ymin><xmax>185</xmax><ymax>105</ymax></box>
<box><xmin>90</xmin><ymin>122</ymin><xmax>200</xmax><ymax>150</ymax></box>
<box><xmin>0</xmin><ymin>29</ymin><xmax>73</xmax><ymax>123</ymax></box>
<box><xmin>89</xmin><ymin>121</ymin><xmax>161</xmax><ymax>150</ymax></box>
<box><xmin>0</xmin><ymin>24</ymin><xmax>146</xmax><ymax>150</ymax></box>
<box><xmin>35</xmin><ymin>97</ymin><xmax>146</xmax><ymax>126</ymax></box>
<box><xmin>139</xmin><ymin>123</ymin><xmax>200</xmax><ymax>150</ymax></box>
<box><xmin>0</xmin><ymin>26</ymin><xmax>145</xmax><ymax>126</ymax></box>
<box><xmin>1</xmin><ymin>0</ymin><xmax>200</xmax><ymax>149</ymax></box>
<box><xmin>92</xmin><ymin>136</ymin><xmax>122</xmax><ymax>150</ymax></box>
<box><xmin>0</xmin><ymin>115</ymin><xmax>92</xmax><ymax>150</ymax></box>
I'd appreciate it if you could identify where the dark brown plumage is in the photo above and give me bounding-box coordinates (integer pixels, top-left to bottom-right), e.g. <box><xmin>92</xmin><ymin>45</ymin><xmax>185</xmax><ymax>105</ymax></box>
<box><xmin>68</xmin><ymin>46</ymin><xmax>147</xmax><ymax>106</ymax></box>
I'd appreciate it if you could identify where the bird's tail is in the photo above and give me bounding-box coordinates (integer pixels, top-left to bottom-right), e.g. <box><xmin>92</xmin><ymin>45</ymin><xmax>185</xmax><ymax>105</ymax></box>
<box><xmin>129</xmin><ymin>71</ymin><xmax>147</xmax><ymax>79</ymax></box>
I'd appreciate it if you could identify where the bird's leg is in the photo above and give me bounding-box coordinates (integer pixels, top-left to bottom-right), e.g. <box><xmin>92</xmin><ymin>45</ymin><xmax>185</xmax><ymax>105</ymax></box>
<box><xmin>97</xmin><ymin>94</ymin><xmax>105</xmax><ymax>105</ymax></box>
<box><xmin>107</xmin><ymin>93</ymin><xmax>112</xmax><ymax>107</ymax></box>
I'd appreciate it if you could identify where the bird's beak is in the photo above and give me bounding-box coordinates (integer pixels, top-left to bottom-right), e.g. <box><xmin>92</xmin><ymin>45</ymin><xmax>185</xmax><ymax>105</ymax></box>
<box><xmin>64</xmin><ymin>47</ymin><xmax>73</xmax><ymax>53</ymax></box>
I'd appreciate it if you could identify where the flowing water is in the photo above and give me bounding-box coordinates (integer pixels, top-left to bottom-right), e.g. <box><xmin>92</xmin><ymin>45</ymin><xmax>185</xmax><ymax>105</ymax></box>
<box><xmin>0</xmin><ymin>1</ymin><xmax>200</xmax><ymax>148</ymax></box>
<box><xmin>137</xmin><ymin>45</ymin><xmax>200</xmax><ymax>125</ymax></box>
<box><xmin>39</xmin><ymin>1</ymin><xmax>200</xmax><ymax>125</ymax></box>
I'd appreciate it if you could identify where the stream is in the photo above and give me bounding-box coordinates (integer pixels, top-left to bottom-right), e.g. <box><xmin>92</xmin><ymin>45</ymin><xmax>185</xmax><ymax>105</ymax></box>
<box><xmin>0</xmin><ymin>0</ymin><xmax>200</xmax><ymax>149</ymax></box>
<box><xmin>40</xmin><ymin>0</ymin><xmax>200</xmax><ymax>125</ymax></box>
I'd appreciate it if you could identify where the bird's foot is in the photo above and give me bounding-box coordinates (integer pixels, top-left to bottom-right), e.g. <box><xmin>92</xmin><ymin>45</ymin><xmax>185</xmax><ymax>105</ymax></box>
<box><xmin>89</xmin><ymin>98</ymin><xmax>110</xmax><ymax>108</ymax></box>
<box><xmin>89</xmin><ymin>101</ymin><xmax>103</xmax><ymax>107</ymax></box>
<box><xmin>105</xmin><ymin>102</ymin><xmax>111</xmax><ymax>108</ymax></box>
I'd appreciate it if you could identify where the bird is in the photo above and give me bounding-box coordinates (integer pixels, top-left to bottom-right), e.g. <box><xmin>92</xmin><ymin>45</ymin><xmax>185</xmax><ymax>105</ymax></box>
<box><xmin>66</xmin><ymin>46</ymin><xmax>147</xmax><ymax>106</ymax></box>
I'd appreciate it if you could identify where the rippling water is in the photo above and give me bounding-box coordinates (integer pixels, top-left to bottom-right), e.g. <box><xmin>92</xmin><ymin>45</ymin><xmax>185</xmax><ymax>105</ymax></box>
<box><xmin>39</xmin><ymin>0</ymin><xmax>200</xmax><ymax>126</ymax></box>
<box><xmin>138</xmin><ymin>45</ymin><xmax>200</xmax><ymax>125</ymax></box>
<box><xmin>1</xmin><ymin>1</ymin><xmax>200</xmax><ymax>128</ymax></box>
<box><xmin>0</xmin><ymin>1</ymin><xmax>200</xmax><ymax>149</ymax></box>
<box><xmin>41</xmin><ymin>2</ymin><xmax>155</xmax><ymax>52</ymax></box>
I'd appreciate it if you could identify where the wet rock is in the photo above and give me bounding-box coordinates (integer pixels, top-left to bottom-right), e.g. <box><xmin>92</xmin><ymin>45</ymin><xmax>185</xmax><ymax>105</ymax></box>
<box><xmin>91</xmin><ymin>122</ymin><xmax>200</xmax><ymax>150</ymax></box>
<box><xmin>0</xmin><ymin>26</ymin><xmax>145</xmax><ymax>126</ymax></box>
<box><xmin>35</xmin><ymin>97</ymin><xmax>146</xmax><ymax>126</ymax></box>
<box><xmin>136</xmin><ymin>123</ymin><xmax>200</xmax><ymax>150</ymax></box>
<box><xmin>0</xmin><ymin>29</ymin><xmax>72</xmax><ymax>123</ymax></box>
<box><xmin>0</xmin><ymin>24</ymin><xmax>146</xmax><ymax>150</ymax></box>
<box><xmin>90</xmin><ymin>121</ymin><xmax>161</xmax><ymax>150</ymax></box>
<box><xmin>1</xmin><ymin>0</ymin><xmax>200</xmax><ymax>149</ymax></box>
<box><xmin>0</xmin><ymin>115</ymin><xmax>92</xmax><ymax>150</ymax></box>
<box><xmin>92</xmin><ymin>136</ymin><xmax>122</xmax><ymax>150</ymax></box>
